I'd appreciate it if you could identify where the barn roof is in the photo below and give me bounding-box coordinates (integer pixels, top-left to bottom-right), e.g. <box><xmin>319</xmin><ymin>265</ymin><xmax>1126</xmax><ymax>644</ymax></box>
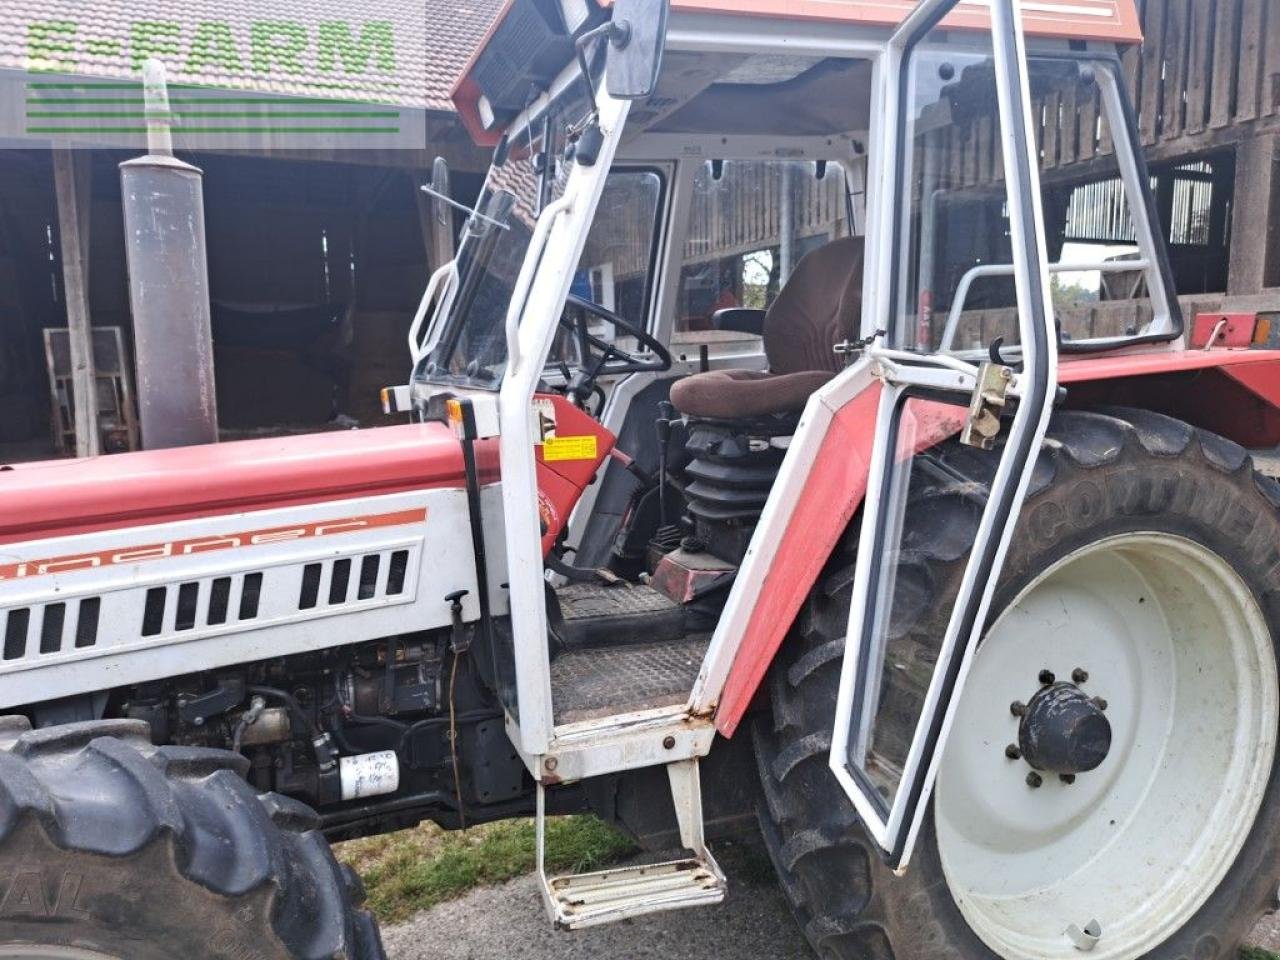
<box><xmin>0</xmin><ymin>0</ymin><xmax>504</xmax><ymax>111</ymax></box>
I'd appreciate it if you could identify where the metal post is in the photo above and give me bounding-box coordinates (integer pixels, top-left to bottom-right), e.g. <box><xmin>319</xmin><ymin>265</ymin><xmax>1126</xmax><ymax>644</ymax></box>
<box><xmin>120</xmin><ymin>59</ymin><xmax>219</xmax><ymax>449</ymax></box>
<box><xmin>52</xmin><ymin>148</ymin><xmax>99</xmax><ymax>458</ymax></box>
<box><xmin>778</xmin><ymin>163</ymin><xmax>795</xmax><ymax>284</ymax></box>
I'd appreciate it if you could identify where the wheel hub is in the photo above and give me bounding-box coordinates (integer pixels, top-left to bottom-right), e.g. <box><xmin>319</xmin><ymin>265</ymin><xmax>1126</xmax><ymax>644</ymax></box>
<box><xmin>1016</xmin><ymin>680</ymin><xmax>1111</xmax><ymax>775</ymax></box>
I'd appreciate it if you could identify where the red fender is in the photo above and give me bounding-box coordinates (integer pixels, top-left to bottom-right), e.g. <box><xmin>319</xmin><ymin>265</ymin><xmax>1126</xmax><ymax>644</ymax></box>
<box><xmin>713</xmin><ymin>348</ymin><xmax>1280</xmax><ymax>737</ymax></box>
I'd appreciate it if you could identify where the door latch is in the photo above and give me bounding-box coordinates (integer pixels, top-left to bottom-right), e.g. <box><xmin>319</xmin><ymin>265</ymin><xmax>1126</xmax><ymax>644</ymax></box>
<box><xmin>960</xmin><ymin>361</ymin><xmax>1013</xmax><ymax>450</ymax></box>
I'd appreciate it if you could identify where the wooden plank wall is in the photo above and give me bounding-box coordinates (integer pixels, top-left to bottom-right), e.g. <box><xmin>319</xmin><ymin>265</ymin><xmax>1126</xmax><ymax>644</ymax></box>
<box><xmin>926</xmin><ymin>1</ymin><xmax>1279</xmax><ymax>187</ymax></box>
<box><xmin>681</xmin><ymin>162</ymin><xmax>847</xmax><ymax>268</ymax></box>
<box><xmin>1040</xmin><ymin>0</ymin><xmax>1280</xmax><ymax>174</ymax></box>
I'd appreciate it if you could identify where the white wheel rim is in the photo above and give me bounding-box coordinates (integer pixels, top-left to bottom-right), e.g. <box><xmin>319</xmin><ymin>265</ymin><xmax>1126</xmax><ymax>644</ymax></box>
<box><xmin>936</xmin><ymin>532</ymin><xmax>1278</xmax><ymax>960</ymax></box>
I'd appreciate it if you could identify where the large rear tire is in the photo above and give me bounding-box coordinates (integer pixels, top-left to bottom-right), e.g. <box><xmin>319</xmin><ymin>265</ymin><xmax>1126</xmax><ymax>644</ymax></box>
<box><xmin>0</xmin><ymin>718</ymin><xmax>385</xmax><ymax>960</ymax></box>
<box><xmin>755</xmin><ymin>408</ymin><xmax>1280</xmax><ymax>960</ymax></box>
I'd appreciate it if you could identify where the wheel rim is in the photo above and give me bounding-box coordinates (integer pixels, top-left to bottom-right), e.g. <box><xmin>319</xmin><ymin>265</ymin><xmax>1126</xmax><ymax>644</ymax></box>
<box><xmin>935</xmin><ymin>532</ymin><xmax>1278</xmax><ymax>960</ymax></box>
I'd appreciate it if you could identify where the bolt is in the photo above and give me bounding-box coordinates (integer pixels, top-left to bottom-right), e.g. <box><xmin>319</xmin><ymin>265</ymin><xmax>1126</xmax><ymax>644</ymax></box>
<box><xmin>1026</xmin><ymin>771</ymin><xmax>1043</xmax><ymax>788</ymax></box>
<box><xmin>1059</xmin><ymin>773</ymin><xmax>1076</xmax><ymax>785</ymax></box>
<box><xmin>662</xmin><ymin>735</ymin><xmax>676</xmax><ymax>750</ymax></box>
<box><xmin>1010</xmin><ymin>700</ymin><xmax>1027</xmax><ymax>717</ymax></box>
<box><xmin>1091</xmin><ymin>696</ymin><xmax>1108</xmax><ymax>712</ymax></box>
<box><xmin>1038</xmin><ymin>669</ymin><xmax>1056</xmax><ymax>685</ymax></box>
<box><xmin>1072</xmin><ymin>667</ymin><xmax>1089</xmax><ymax>684</ymax></box>
<box><xmin>1005</xmin><ymin>743</ymin><xmax>1021</xmax><ymax>760</ymax></box>
<box><xmin>544</xmin><ymin>757</ymin><xmax>558</xmax><ymax>772</ymax></box>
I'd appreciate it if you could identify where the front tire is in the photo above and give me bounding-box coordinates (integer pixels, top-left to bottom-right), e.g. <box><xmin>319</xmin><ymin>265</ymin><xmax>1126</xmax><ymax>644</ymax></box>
<box><xmin>755</xmin><ymin>408</ymin><xmax>1280</xmax><ymax>960</ymax></box>
<box><xmin>0</xmin><ymin>718</ymin><xmax>385</xmax><ymax>960</ymax></box>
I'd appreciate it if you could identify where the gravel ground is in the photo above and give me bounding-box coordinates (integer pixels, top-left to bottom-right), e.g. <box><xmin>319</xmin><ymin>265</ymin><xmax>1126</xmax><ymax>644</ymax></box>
<box><xmin>383</xmin><ymin>844</ymin><xmax>1280</xmax><ymax>960</ymax></box>
<box><xmin>381</xmin><ymin>844</ymin><xmax>811</xmax><ymax>960</ymax></box>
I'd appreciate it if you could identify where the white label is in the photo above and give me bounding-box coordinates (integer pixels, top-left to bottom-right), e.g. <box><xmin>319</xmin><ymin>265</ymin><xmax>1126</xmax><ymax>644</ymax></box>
<box><xmin>339</xmin><ymin>750</ymin><xmax>400</xmax><ymax>801</ymax></box>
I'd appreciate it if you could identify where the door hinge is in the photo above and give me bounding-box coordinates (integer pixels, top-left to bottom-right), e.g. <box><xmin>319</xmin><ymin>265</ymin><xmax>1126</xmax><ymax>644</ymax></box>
<box><xmin>960</xmin><ymin>361</ymin><xmax>1013</xmax><ymax>450</ymax></box>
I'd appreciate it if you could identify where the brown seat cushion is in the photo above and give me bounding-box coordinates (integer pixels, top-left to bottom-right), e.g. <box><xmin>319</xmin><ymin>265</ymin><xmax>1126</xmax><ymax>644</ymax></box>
<box><xmin>670</xmin><ymin>236</ymin><xmax>865</xmax><ymax>418</ymax></box>
<box><xmin>668</xmin><ymin>368</ymin><xmax>836</xmax><ymax>419</ymax></box>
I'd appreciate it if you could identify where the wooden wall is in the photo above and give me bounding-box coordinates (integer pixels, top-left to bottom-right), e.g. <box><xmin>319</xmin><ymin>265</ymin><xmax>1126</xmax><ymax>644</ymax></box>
<box><xmin>682</xmin><ymin>162</ymin><xmax>849</xmax><ymax>267</ymax></box>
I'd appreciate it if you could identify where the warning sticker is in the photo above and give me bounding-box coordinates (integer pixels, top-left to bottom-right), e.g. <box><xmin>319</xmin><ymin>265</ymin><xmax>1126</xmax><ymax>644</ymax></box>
<box><xmin>543</xmin><ymin>435</ymin><xmax>599</xmax><ymax>462</ymax></box>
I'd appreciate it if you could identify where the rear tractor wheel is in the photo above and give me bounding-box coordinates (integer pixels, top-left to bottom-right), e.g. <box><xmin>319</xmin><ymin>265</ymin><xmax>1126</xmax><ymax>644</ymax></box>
<box><xmin>755</xmin><ymin>408</ymin><xmax>1280</xmax><ymax>960</ymax></box>
<box><xmin>0</xmin><ymin>718</ymin><xmax>384</xmax><ymax>960</ymax></box>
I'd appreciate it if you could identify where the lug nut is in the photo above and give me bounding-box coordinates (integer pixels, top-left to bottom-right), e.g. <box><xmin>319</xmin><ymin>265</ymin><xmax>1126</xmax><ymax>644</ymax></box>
<box><xmin>1072</xmin><ymin>667</ymin><xmax>1089</xmax><ymax>684</ymax></box>
<box><xmin>1005</xmin><ymin>743</ymin><xmax>1021</xmax><ymax>760</ymax></box>
<box><xmin>1039</xmin><ymin>669</ymin><xmax>1056</xmax><ymax>685</ymax></box>
<box><xmin>1091</xmin><ymin>696</ymin><xmax>1108</xmax><ymax>711</ymax></box>
<box><xmin>1059</xmin><ymin>773</ymin><xmax>1076</xmax><ymax>785</ymax></box>
<box><xmin>1026</xmin><ymin>772</ymin><xmax>1043</xmax><ymax>788</ymax></box>
<box><xmin>1010</xmin><ymin>700</ymin><xmax>1027</xmax><ymax>717</ymax></box>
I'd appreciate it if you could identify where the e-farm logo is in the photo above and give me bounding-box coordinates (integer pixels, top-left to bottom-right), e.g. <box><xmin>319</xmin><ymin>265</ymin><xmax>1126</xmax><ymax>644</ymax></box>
<box><xmin>19</xmin><ymin>18</ymin><xmax>414</xmax><ymax>144</ymax></box>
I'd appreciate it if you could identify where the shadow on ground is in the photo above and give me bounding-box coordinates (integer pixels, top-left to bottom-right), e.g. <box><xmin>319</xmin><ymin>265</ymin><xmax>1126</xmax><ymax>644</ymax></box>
<box><xmin>382</xmin><ymin>841</ymin><xmax>1280</xmax><ymax>960</ymax></box>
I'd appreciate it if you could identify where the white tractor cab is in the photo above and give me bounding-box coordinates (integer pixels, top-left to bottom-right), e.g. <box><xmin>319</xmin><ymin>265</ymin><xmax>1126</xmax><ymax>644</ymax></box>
<box><xmin>397</xmin><ymin>0</ymin><xmax>1280</xmax><ymax>950</ymax></box>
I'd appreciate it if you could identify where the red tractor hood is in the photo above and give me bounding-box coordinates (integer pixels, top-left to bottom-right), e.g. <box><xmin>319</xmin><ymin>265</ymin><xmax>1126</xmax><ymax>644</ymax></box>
<box><xmin>0</xmin><ymin>423</ymin><xmax>469</xmax><ymax>547</ymax></box>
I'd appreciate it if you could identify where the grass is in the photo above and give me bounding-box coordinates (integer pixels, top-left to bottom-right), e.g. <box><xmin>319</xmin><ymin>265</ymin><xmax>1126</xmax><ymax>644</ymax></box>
<box><xmin>335</xmin><ymin>815</ymin><xmax>638</xmax><ymax>924</ymax></box>
<box><xmin>1242</xmin><ymin>950</ymin><xmax>1280</xmax><ymax>960</ymax></box>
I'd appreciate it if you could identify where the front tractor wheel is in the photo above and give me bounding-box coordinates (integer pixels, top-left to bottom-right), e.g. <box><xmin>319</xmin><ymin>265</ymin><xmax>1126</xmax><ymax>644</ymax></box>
<box><xmin>755</xmin><ymin>408</ymin><xmax>1280</xmax><ymax>960</ymax></box>
<box><xmin>0</xmin><ymin>718</ymin><xmax>384</xmax><ymax>960</ymax></box>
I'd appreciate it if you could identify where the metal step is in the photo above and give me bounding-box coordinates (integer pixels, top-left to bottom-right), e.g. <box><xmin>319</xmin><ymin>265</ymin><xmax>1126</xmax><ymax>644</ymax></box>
<box><xmin>544</xmin><ymin>855</ymin><xmax>726</xmax><ymax>929</ymax></box>
<box><xmin>536</xmin><ymin>758</ymin><xmax>726</xmax><ymax>929</ymax></box>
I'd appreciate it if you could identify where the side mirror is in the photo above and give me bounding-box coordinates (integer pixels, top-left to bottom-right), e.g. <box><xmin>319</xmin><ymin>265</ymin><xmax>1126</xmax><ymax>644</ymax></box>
<box><xmin>605</xmin><ymin>0</ymin><xmax>668</xmax><ymax>100</ymax></box>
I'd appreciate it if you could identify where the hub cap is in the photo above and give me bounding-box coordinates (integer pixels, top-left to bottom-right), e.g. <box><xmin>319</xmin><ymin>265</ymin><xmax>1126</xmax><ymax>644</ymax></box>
<box><xmin>1016</xmin><ymin>680</ymin><xmax>1112</xmax><ymax>775</ymax></box>
<box><xmin>935</xmin><ymin>533</ymin><xmax>1278</xmax><ymax>960</ymax></box>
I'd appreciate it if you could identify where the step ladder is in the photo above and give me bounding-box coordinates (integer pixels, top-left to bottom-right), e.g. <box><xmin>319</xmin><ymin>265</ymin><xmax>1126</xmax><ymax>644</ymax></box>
<box><xmin>536</xmin><ymin>758</ymin><xmax>727</xmax><ymax>929</ymax></box>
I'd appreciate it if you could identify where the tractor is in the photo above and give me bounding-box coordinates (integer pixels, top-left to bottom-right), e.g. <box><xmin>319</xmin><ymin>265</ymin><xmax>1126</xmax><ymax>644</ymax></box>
<box><xmin>3</xmin><ymin>0</ymin><xmax>1280</xmax><ymax>957</ymax></box>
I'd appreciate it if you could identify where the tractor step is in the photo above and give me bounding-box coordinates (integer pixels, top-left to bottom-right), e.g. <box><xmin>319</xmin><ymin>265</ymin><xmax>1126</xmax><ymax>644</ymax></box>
<box><xmin>550</xmin><ymin>636</ymin><xmax>708</xmax><ymax>724</ymax></box>
<box><xmin>543</xmin><ymin>855</ymin><xmax>727</xmax><ymax>929</ymax></box>
<box><xmin>536</xmin><ymin>758</ymin><xmax>726</xmax><ymax>929</ymax></box>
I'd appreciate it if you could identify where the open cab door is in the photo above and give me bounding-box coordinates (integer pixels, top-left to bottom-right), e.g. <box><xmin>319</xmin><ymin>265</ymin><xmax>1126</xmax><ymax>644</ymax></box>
<box><xmin>829</xmin><ymin>0</ymin><xmax>1060</xmax><ymax>870</ymax></box>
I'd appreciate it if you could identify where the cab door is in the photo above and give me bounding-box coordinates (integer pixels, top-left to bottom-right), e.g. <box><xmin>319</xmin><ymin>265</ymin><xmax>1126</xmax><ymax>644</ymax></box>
<box><xmin>828</xmin><ymin>0</ymin><xmax>1059</xmax><ymax>870</ymax></box>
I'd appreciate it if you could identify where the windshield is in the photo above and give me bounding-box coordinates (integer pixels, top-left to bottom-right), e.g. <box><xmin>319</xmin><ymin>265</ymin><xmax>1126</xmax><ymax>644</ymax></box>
<box><xmin>415</xmin><ymin>82</ymin><xmax>593</xmax><ymax>391</ymax></box>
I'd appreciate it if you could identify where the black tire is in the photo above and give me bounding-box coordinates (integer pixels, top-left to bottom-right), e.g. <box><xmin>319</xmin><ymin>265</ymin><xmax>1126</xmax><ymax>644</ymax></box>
<box><xmin>754</xmin><ymin>407</ymin><xmax>1280</xmax><ymax>960</ymax></box>
<box><xmin>0</xmin><ymin>717</ymin><xmax>385</xmax><ymax>960</ymax></box>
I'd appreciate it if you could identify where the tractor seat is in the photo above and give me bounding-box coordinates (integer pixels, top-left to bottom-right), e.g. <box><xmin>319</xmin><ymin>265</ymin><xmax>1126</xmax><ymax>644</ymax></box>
<box><xmin>669</xmin><ymin>236</ymin><xmax>865</xmax><ymax>420</ymax></box>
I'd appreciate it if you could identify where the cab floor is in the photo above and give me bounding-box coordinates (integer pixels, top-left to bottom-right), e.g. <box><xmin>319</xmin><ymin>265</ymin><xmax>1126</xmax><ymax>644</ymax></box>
<box><xmin>550</xmin><ymin>636</ymin><xmax>709</xmax><ymax>725</ymax></box>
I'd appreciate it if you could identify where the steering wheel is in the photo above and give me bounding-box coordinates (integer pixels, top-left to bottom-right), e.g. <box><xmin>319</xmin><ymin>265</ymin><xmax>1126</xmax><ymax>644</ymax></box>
<box><xmin>556</xmin><ymin>294</ymin><xmax>671</xmax><ymax>408</ymax></box>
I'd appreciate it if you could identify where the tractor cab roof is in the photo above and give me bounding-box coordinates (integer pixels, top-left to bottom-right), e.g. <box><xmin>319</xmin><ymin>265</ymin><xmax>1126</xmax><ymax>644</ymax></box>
<box><xmin>452</xmin><ymin>0</ymin><xmax>1141</xmax><ymax>145</ymax></box>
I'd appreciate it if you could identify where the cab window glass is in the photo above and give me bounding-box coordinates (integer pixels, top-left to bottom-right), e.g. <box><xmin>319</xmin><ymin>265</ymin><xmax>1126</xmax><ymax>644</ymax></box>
<box><xmin>674</xmin><ymin>160</ymin><xmax>852</xmax><ymax>338</ymax></box>
<box><xmin>571</xmin><ymin>170</ymin><xmax>664</xmax><ymax>329</ymax></box>
<box><xmin>899</xmin><ymin>56</ymin><xmax>1169</xmax><ymax>354</ymax></box>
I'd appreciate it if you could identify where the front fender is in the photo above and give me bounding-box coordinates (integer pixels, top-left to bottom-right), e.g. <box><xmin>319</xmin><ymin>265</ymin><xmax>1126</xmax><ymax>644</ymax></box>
<box><xmin>707</xmin><ymin>347</ymin><xmax>1280</xmax><ymax>738</ymax></box>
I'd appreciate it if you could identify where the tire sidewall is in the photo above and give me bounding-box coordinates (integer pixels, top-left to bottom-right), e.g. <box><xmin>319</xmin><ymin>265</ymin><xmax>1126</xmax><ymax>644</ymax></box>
<box><xmin>885</xmin><ymin>436</ymin><xmax>1280</xmax><ymax>960</ymax></box>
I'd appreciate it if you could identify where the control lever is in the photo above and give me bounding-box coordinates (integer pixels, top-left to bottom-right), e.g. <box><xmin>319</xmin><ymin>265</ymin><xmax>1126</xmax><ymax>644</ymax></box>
<box><xmin>655</xmin><ymin>401</ymin><xmax>675</xmax><ymax>527</ymax></box>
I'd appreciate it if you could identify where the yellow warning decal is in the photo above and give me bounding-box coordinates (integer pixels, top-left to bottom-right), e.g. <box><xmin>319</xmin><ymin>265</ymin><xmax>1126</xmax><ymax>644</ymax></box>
<box><xmin>543</xmin><ymin>435</ymin><xmax>598</xmax><ymax>462</ymax></box>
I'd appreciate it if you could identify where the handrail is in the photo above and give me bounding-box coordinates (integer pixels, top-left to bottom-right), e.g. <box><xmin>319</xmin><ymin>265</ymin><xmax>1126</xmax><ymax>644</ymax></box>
<box><xmin>504</xmin><ymin>194</ymin><xmax>575</xmax><ymax>375</ymax></box>
<box><xmin>939</xmin><ymin>258</ymin><xmax>1151</xmax><ymax>352</ymax></box>
<box><xmin>408</xmin><ymin>261</ymin><xmax>456</xmax><ymax>362</ymax></box>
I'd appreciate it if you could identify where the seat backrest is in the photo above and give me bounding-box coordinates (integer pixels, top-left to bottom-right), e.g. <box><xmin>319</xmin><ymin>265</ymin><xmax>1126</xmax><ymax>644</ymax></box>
<box><xmin>763</xmin><ymin>235</ymin><xmax>866</xmax><ymax>375</ymax></box>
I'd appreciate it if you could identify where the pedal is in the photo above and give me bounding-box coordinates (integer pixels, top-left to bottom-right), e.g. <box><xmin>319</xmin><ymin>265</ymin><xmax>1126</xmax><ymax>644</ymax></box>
<box><xmin>536</xmin><ymin>759</ymin><xmax>727</xmax><ymax>929</ymax></box>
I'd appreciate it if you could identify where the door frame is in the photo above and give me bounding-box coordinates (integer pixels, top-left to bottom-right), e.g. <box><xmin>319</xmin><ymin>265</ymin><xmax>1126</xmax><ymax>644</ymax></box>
<box><xmin>828</xmin><ymin>0</ymin><xmax>1061</xmax><ymax>870</ymax></box>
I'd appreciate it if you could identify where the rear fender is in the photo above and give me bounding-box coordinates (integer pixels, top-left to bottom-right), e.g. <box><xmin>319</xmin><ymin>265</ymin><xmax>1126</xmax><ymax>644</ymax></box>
<box><xmin>704</xmin><ymin>348</ymin><xmax>1280</xmax><ymax>738</ymax></box>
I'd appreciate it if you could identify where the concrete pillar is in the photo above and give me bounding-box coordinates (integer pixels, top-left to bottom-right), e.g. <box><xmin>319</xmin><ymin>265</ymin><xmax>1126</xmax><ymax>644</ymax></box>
<box><xmin>1227</xmin><ymin>133</ymin><xmax>1280</xmax><ymax>295</ymax></box>
<box><xmin>52</xmin><ymin>148</ymin><xmax>99</xmax><ymax>458</ymax></box>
